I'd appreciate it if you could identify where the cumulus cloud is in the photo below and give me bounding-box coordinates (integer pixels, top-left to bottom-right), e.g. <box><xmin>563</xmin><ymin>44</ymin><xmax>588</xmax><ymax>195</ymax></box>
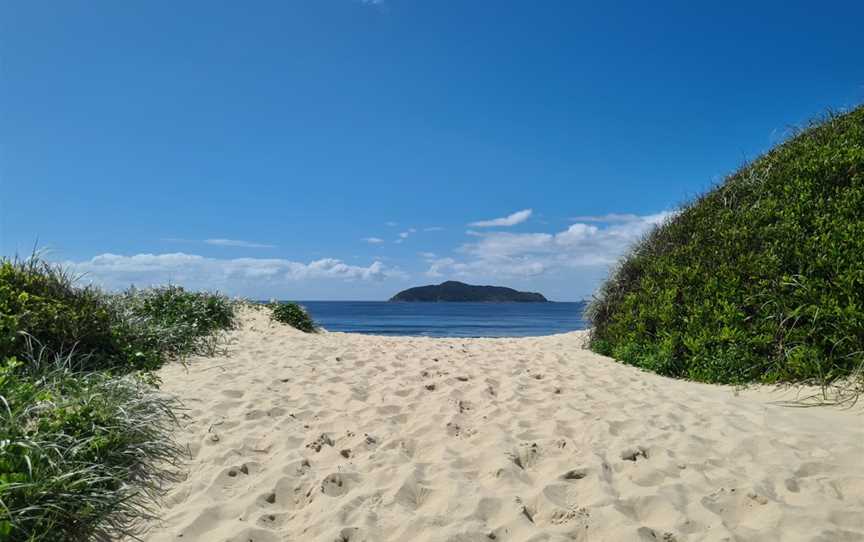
<box><xmin>362</xmin><ymin>237</ymin><xmax>384</xmax><ymax>244</ymax></box>
<box><xmin>163</xmin><ymin>238</ymin><xmax>276</xmax><ymax>249</ymax></box>
<box><xmin>64</xmin><ymin>252</ymin><xmax>403</xmax><ymax>293</ymax></box>
<box><xmin>203</xmin><ymin>238</ymin><xmax>276</xmax><ymax>249</ymax></box>
<box><xmin>469</xmin><ymin>209</ymin><xmax>533</xmax><ymax>228</ymax></box>
<box><xmin>425</xmin><ymin>257</ymin><xmax>456</xmax><ymax>278</ymax></box>
<box><xmin>427</xmin><ymin>211</ymin><xmax>672</xmax><ymax>279</ymax></box>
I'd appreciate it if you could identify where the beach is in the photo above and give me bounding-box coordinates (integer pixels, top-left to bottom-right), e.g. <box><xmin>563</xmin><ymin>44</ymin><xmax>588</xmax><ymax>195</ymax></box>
<box><xmin>140</xmin><ymin>308</ymin><xmax>864</xmax><ymax>541</ymax></box>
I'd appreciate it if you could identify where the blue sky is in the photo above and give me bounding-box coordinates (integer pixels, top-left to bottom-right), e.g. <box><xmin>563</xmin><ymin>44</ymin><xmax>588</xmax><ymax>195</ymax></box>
<box><xmin>2</xmin><ymin>1</ymin><xmax>862</xmax><ymax>301</ymax></box>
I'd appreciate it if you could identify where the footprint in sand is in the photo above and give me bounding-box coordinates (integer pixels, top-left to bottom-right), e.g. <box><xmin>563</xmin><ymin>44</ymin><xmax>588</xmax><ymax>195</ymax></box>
<box><xmin>510</xmin><ymin>442</ymin><xmax>542</xmax><ymax>470</ymax></box>
<box><xmin>560</xmin><ymin>468</ymin><xmax>587</xmax><ymax>481</ymax></box>
<box><xmin>306</xmin><ymin>433</ymin><xmax>335</xmax><ymax>452</ymax></box>
<box><xmin>255</xmin><ymin>512</ymin><xmax>287</xmax><ymax>528</ymax></box>
<box><xmin>636</xmin><ymin>526</ymin><xmax>678</xmax><ymax>541</ymax></box>
<box><xmin>621</xmin><ymin>446</ymin><xmax>649</xmax><ymax>462</ymax></box>
<box><xmin>225</xmin><ymin>463</ymin><xmax>251</xmax><ymax>478</ymax></box>
<box><xmin>321</xmin><ymin>472</ymin><xmax>360</xmax><ymax>497</ymax></box>
<box><xmin>335</xmin><ymin>527</ymin><xmax>367</xmax><ymax>542</ymax></box>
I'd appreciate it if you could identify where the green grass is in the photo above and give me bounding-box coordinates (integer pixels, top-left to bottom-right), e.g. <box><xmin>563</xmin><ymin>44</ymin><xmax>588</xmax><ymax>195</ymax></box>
<box><xmin>588</xmin><ymin>105</ymin><xmax>864</xmax><ymax>386</ymax></box>
<box><xmin>107</xmin><ymin>284</ymin><xmax>237</xmax><ymax>366</ymax></box>
<box><xmin>1</xmin><ymin>257</ymin><xmax>236</xmax><ymax>373</ymax></box>
<box><xmin>0</xmin><ymin>255</ymin><xmax>238</xmax><ymax>541</ymax></box>
<box><xmin>1</xmin><ymin>258</ymin><xmax>122</xmax><ymax>372</ymax></box>
<box><xmin>269</xmin><ymin>302</ymin><xmax>317</xmax><ymax>333</ymax></box>
<box><xmin>0</xmin><ymin>358</ymin><xmax>183</xmax><ymax>541</ymax></box>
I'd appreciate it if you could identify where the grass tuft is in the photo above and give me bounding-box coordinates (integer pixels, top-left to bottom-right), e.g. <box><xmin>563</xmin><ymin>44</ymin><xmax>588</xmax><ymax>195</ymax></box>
<box><xmin>269</xmin><ymin>302</ymin><xmax>317</xmax><ymax>333</ymax></box>
<box><xmin>0</xmin><ymin>355</ymin><xmax>184</xmax><ymax>541</ymax></box>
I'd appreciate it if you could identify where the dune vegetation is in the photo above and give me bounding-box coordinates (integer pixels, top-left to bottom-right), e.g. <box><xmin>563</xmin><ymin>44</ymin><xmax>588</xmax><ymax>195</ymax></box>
<box><xmin>269</xmin><ymin>301</ymin><xmax>318</xmax><ymax>333</ymax></box>
<box><xmin>0</xmin><ymin>256</ymin><xmax>237</xmax><ymax>541</ymax></box>
<box><xmin>588</xmin><ymin>106</ymin><xmax>863</xmax><ymax>392</ymax></box>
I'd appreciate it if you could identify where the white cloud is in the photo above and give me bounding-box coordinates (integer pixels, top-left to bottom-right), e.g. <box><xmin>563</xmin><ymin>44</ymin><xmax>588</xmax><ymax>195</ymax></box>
<box><xmin>423</xmin><ymin>226</ymin><xmax>444</xmax><ymax>232</ymax></box>
<box><xmin>568</xmin><ymin>213</ymin><xmax>643</xmax><ymax>223</ymax></box>
<box><xmin>362</xmin><ymin>237</ymin><xmax>384</xmax><ymax>244</ymax></box>
<box><xmin>396</xmin><ymin>228</ymin><xmax>417</xmax><ymax>242</ymax></box>
<box><xmin>469</xmin><ymin>209</ymin><xmax>533</xmax><ymax>228</ymax></box>
<box><xmin>385</xmin><ymin>221</ymin><xmax>398</xmax><ymax>227</ymax></box>
<box><xmin>427</xmin><ymin>211</ymin><xmax>672</xmax><ymax>279</ymax></box>
<box><xmin>204</xmin><ymin>238</ymin><xmax>276</xmax><ymax>249</ymax></box>
<box><xmin>64</xmin><ymin>252</ymin><xmax>404</xmax><ymax>293</ymax></box>
<box><xmin>425</xmin><ymin>257</ymin><xmax>456</xmax><ymax>278</ymax></box>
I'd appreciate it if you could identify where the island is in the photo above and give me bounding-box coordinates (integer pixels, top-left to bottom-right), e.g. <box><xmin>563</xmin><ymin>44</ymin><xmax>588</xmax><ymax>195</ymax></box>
<box><xmin>389</xmin><ymin>280</ymin><xmax>549</xmax><ymax>302</ymax></box>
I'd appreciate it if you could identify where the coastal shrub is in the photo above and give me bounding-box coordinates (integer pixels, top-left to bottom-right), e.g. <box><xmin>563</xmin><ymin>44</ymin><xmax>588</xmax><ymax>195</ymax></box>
<box><xmin>0</xmin><ymin>257</ymin><xmax>238</xmax><ymax>540</ymax></box>
<box><xmin>108</xmin><ymin>285</ymin><xmax>237</xmax><ymax>363</ymax></box>
<box><xmin>0</xmin><ymin>357</ymin><xmax>183</xmax><ymax>541</ymax></box>
<box><xmin>0</xmin><ymin>257</ymin><xmax>237</xmax><ymax>373</ymax></box>
<box><xmin>270</xmin><ymin>302</ymin><xmax>317</xmax><ymax>333</ymax></box>
<box><xmin>588</xmin><ymin>106</ymin><xmax>864</xmax><ymax>385</ymax></box>
<box><xmin>0</xmin><ymin>258</ymin><xmax>121</xmax><ymax>372</ymax></box>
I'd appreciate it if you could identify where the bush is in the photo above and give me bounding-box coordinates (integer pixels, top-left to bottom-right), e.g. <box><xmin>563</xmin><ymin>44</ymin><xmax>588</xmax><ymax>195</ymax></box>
<box><xmin>0</xmin><ymin>357</ymin><xmax>183</xmax><ymax>541</ymax></box>
<box><xmin>269</xmin><ymin>302</ymin><xmax>317</xmax><ymax>333</ymax></box>
<box><xmin>0</xmin><ymin>257</ymin><xmax>239</xmax><ymax>540</ymax></box>
<box><xmin>0</xmin><ymin>258</ymin><xmax>121</xmax><ymax>372</ymax></box>
<box><xmin>108</xmin><ymin>285</ymin><xmax>237</xmax><ymax>363</ymax></box>
<box><xmin>0</xmin><ymin>257</ymin><xmax>237</xmax><ymax>373</ymax></box>
<box><xmin>588</xmin><ymin>106</ymin><xmax>864</xmax><ymax>385</ymax></box>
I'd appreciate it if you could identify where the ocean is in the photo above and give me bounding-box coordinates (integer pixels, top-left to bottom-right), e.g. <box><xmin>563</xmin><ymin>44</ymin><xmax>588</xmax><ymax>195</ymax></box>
<box><xmin>293</xmin><ymin>301</ymin><xmax>589</xmax><ymax>338</ymax></box>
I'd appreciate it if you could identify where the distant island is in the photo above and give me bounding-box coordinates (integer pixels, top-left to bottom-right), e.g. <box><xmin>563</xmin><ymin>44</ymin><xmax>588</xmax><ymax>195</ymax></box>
<box><xmin>390</xmin><ymin>281</ymin><xmax>549</xmax><ymax>302</ymax></box>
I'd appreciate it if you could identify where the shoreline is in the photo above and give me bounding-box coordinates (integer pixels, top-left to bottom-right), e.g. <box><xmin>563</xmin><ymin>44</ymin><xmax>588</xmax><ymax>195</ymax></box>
<box><xmin>138</xmin><ymin>308</ymin><xmax>864</xmax><ymax>541</ymax></box>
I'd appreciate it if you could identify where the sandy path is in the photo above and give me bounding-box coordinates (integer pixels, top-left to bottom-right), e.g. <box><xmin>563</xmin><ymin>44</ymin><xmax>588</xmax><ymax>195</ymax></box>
<box><xmin>141</xmin><ymin>308</ymin><xmax>864</xmax><ymax>541</ymax></box>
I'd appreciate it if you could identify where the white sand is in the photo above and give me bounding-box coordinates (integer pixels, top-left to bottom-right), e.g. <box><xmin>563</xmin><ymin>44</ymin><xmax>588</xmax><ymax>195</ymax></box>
<box><xmin>141</xmin><ymin>308</ymin><xmax>864</xmax><ymax>541</ymax></box>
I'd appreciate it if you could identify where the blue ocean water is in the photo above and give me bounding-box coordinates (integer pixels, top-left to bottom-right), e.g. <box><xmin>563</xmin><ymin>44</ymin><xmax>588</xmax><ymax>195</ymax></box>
<box><xmin>294</xmin><ymin>301</ymin><xmax>588</xmax><ymax>338</ymax></box>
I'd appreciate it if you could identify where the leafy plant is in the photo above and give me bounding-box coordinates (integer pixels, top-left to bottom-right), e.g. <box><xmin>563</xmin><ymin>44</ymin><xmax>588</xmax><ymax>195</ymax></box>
<box><xmin>0</xmin><ymin>257</ymin><xmax>121</xmax><ymax>372</ymax></box>
<box><xmin>588</xmin><ymin>105</ymin><xmax>864</xmax><ymax>386</ymax></box>
<box><xmin>0</xmin><ymin>257</ymin><xmax>239</xmax><ymax>540</ymax></box>
<box><xmin>269</xmin><ymin>302</ymin><xmax>317</xmax><ymax>333</ymax></box>
<box><xmin>0</xmin><ymin>257</ymin><xmax>237</xmax><ymax>374</ymax></box>
<box><xmin>108</xmin><ymin>285</ymin><xmax>237</xmax><ymax>364</ymax></box>
<box><xmin>0</xmin><ymin>357</ymin><xmax>184</xmax><ymax>541</ymax></box>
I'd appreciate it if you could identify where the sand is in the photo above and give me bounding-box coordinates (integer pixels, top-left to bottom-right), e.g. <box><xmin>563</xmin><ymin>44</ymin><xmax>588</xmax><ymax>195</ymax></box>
<box><xmin>139</xmin><ymin>308</ymin><xmax>864</xmax><ymax>541</ymax></box>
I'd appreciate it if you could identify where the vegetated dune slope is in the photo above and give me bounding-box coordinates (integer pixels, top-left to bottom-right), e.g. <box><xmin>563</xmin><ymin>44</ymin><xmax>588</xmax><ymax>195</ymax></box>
<box><xmin>139</xmin><ymin>309</ymin><xmax>863</xmax><ymax>542</ymax></box>
<box><xmin>589</xmin><ymin>106</ymin><xmax>864</xmax><ymax>385</ymax></box>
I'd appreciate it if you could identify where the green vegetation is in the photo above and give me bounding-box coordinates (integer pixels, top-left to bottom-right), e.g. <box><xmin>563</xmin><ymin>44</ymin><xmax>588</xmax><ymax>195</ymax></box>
<box><xmin>108</xmin><ymin>285</ymin><xmax>237</xmax><ymax>366</ymax></box>
<box><xmin>0</xmin><ymin>361</ymin><xmax>182</xmax><ymax>541</ymax></box>
<box><xmin>0</xmin><ymin>256</ymin><xmax>237</xmax><ymax>541</ymax></box>
<box><xmin>269</xmin><ymin>302</ymin><xmax>317</xmax><ymax>333</ymax></box>
<box><xmin>588</xmin><ymin>106</ymin><xmax>864</xmax><ymax>386</ymax></box>
<box><xmin>1</xmin><ymin>258</ymin><xmax>121</xmax><ymax>372</ymax></box>
<box><xmin>1</xmin><ymin>257</ymin><xmax>236</xmax><ymax>373</ymax></box>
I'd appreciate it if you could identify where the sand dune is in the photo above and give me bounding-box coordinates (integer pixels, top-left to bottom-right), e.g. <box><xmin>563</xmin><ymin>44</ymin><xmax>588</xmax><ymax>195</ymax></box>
<box><xmin>140</xmin><ymin>308</ymin><xmax>864</xmax><ymax>541</ymax></box>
